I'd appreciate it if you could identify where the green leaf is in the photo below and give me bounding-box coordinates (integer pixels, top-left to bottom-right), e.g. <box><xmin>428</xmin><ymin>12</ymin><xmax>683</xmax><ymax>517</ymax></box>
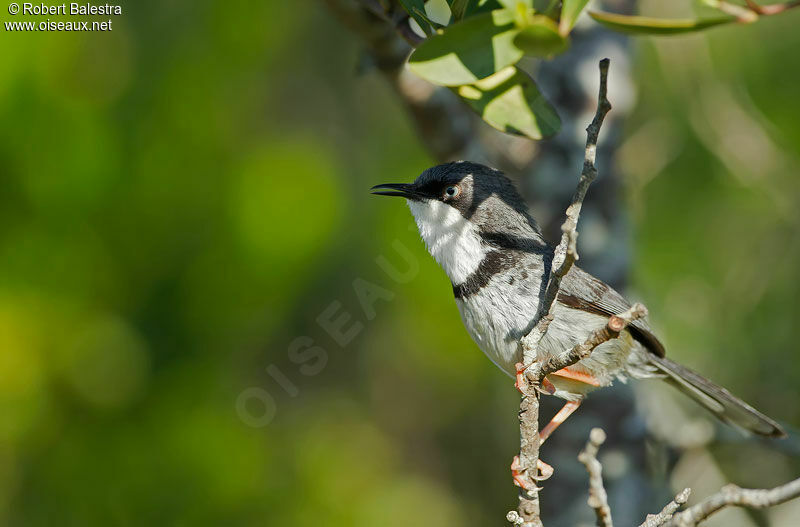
<box><xmin>408</xmin><ymin>9</ymin><xmax>524</xmax><ymax>86</ymax></box>
<box><xmin>497</xmin><ymin>0</ymin><xmax>532</xmax><ymax>10</ymax></box>
<box><xmin>411</xmin><ymin>6</ymin><xmax>446</xmax><ymax>30</ymax></box>
<box><xmin>398</xmin><ymin>0</ymin><xmax>434</xmax><ymax>35</ymax></box>
<box><xmin>559</xmin><ymin>0</ymin><xmax>590</xmax><ymax>35</ymax></box>
<box><xmin>457</xmin><ymin>65</ymin><xmax>561</xmax><ymax>139</ymax></box>
<box><xmin>497</xmin><ymin>0</ymin><xmax>532</xmax><ymax>26</ymax></box>
<box><xmin>513</xmin><ymin>16</ymin><xmax>569</xmax><ymax>56</ymax></box>
<box><xmin>447</xmin><ymin>0</ymin><xmax>471</xmax><ymax>21</ymax></box>
<box><xmin>452</xmin><ymin>0</ymin><xmax>503</xmax><ymax>19</ymax></box>
<box><xmin>588</xmin><ymin>11</ymin><xmax>736</xmax><ymax>35</ymax></box>
<box><xmin>463</xmin><ymin>0</ymin><xmax>503</xmax><ymax>18</ymax></box>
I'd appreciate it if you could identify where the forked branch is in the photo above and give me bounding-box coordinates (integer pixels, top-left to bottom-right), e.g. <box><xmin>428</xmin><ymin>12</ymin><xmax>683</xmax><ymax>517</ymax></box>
<box><xmin>581</xmin><ymin>433</ymin><xmax>800</xmax><ymax>527</ymax></box>
<box><xmin>665</xmin><ymin>477</ymin><xmax>800</xmax><ymax>527</ymax></box>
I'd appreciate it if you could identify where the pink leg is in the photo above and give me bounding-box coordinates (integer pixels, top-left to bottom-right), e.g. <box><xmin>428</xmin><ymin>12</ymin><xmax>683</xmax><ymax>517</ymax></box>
<box><xmin>539</xmin><ymin>400</ymin><xmax>582</xmax><ymax>445</ymax></box>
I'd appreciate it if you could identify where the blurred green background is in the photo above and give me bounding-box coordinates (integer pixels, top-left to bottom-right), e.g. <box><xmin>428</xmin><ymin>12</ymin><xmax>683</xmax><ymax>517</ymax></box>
<box><xmin>1</xmin><ymin>1</ymin><xmax>799</xmax><ymax>526</ymax></box>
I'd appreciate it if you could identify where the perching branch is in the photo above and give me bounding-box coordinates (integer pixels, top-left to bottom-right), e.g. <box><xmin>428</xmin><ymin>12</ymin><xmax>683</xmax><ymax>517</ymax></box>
<box><xmin>511</xmin><ymin>304</ymin><xmax>646</xmax><ymax>526</ymax></box>
<box><xmin>510</xmin><ymin>59</ymin><xmax>613</xmax><ymax>527</ymax></box>
<box><xmin>578</xmin><ymin>428</ymin><xmax>614</xmax><ymax>527</ymax></box>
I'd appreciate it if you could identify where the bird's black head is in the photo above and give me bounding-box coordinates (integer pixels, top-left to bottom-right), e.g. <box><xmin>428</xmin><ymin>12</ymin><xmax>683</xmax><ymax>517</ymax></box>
<box><xmin>371</xmin><ymin>161</ymin><xmax>545</xmax><ymax>281</ymax></box>
<box><xmin>371</xmin><ymin>161</ymin><xmax>532</xmax><ymax>222</ymax></box>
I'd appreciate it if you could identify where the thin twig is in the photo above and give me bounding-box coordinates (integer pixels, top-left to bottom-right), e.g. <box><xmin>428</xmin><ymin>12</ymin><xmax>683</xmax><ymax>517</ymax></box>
<box><xmin>520</xmin><ymin>57</ymin><xmax>612</xmax><ymax>368</ymax></box>
<box><xmin>578</xmin><ymin>428</ymin><xmax>614</xmax><ymax>527</ymax></box>
<box><xmin>639</xmin><ymin>488</ymin><xmax>692</xmax><ymax>527</ymax></box>
<box><xmin>513</xmin><ymin>59</ymin><xmax>613</xmax><ymax>527</ymax></box>
<box><xmin>529</xmin><ymin>303</ymin><xmax>648</xmax><ymax>380</ymax></box>
<box><xmin>665</xmin><ymin>477</ymin><xmax>800</xmax><ymax>527</ymax></box>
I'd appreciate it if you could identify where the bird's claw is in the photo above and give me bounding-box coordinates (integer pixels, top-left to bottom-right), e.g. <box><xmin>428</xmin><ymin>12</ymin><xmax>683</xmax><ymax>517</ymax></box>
<box><xmin>514</xmin><ymin>362</ymin><xmax>556</xmax><ymax>395</ymax></box>
<box><xmin>533</xmin><ymin>459</ymin><xmax>554</xmax><ymax>481</ymax></box>
<box><xmin>510</xmin><ymin>455</ymin><xmax>535</xmax><ymax>490</ymax></box>
<box><xmin>511</xmin><ymin>456</ymin><xmax>555</xmax><ymax>490</ymax></box>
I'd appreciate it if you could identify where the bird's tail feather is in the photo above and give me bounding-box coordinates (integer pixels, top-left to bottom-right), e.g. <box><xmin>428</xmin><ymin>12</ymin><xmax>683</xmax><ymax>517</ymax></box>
<box><xmin>649</xmin><ymin>356</ymin><xmax>786</xmax><ymax>438</ymax></box>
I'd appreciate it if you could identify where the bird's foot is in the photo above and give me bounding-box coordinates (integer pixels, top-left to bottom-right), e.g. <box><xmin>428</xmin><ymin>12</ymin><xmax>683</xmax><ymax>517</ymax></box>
<box><xmin>514</xmin><ymin>362</ymin><xmax>556</xmax><ymax>395</ymax></box>
<box><xmin>534</xmin><ymin>459</ymin><xmax>554</xmax><ymax>481</ymax></box>
<box><xmin>514</xmin><ymin>363</ymin><xmax>528</xmax><ymax>394</ymax></box>
<box><xmin>510</xmin><ymin>455</ymin><xmax>534</xmax><ymax>490</ymax></box>
<box><xmin>510</xmin><ymin>456</ymin><xmax>554</xmax><ymax>490</ymax></box>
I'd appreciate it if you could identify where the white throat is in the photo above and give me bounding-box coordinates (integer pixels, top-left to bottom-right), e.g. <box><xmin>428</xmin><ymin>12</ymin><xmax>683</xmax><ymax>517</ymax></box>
<box><xmin>407</xmin><ymin>199</ymin><xmax>486</xmax><ymax>284</ymax></box>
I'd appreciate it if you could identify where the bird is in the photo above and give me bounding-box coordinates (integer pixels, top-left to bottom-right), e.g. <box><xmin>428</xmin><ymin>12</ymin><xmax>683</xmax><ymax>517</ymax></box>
<box><xmin>371</xmin><ymin>161</ymin><xmax>785</xmax><ymax>485</ymax></box>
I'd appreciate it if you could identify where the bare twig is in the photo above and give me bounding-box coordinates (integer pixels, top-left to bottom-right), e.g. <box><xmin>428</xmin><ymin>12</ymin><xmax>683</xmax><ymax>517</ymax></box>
<box><xmin>575</xmin><ymin>437</ymin><xmax>800</xmax><ymax>527</ymax></box>
<box><xmin>512</xmin><ymin>59</ymin><xmax>613</xmax><ymax>527</ymax></box>
<box><xmin>578</xmin><ymin>428</ymin><xmax>614</xmax><ymax>527</ymax></box>
<box><xmin>665</xmin><ymin>477</ymin><xmax>800</xmax><ymax>527</ymax></box>
<box><xmin>640</xmin><ymin>488</ymin><xmax>692</xmax><ymax>527</ymax></box>
<box><xmin>520</xmin><ymin>57</ymin><xmax>613</xmax><ymax>367</ymax></box>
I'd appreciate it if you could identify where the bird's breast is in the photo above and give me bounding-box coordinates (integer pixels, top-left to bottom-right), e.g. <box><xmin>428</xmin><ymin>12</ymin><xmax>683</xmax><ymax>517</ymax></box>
<box><xmin>455</xmin><ymin>268</ymin><xmax>544</xmax><ymax>376</ymax></box>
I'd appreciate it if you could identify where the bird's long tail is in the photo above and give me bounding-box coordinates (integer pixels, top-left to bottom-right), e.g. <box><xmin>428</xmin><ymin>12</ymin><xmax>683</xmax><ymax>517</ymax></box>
<box><xmin>649</xmin><ymin>355</ymin><xmax>786</xmax><ymax>438</ymax></box>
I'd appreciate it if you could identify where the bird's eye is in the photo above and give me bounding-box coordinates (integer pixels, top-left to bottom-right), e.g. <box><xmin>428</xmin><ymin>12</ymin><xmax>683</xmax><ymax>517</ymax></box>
<box><xmin>444</xmin><ymin>185</ymin><xmax>460</xmax><ymax>199</ymax></box>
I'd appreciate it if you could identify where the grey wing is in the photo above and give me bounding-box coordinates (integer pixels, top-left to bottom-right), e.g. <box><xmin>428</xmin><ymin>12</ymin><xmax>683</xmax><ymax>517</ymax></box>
<box><xmin>557</xmin><ymin>265</ymin><xmax>666</xmax><ymax>357</ymax></box>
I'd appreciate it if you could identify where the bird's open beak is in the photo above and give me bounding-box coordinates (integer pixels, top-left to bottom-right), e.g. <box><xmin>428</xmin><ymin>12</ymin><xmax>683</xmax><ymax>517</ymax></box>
<box><xmin>370</xmin><ymin>183</ymin><xmax>419</xmax><ymax>200</ymax></box>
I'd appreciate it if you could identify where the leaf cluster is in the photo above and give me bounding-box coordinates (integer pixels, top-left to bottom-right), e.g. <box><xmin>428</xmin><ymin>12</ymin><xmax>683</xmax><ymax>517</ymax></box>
<box><xmin>397</xmin><ymin>0</ymin><xmax>785</xmax><ymax>139</ymax></box>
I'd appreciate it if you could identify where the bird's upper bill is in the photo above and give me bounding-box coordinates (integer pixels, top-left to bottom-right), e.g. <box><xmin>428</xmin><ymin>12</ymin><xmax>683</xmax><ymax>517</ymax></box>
<box><xmin>370</xmin><ymin>183</ymin><xmax>424</xmax><ymax>200</ymax></box>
